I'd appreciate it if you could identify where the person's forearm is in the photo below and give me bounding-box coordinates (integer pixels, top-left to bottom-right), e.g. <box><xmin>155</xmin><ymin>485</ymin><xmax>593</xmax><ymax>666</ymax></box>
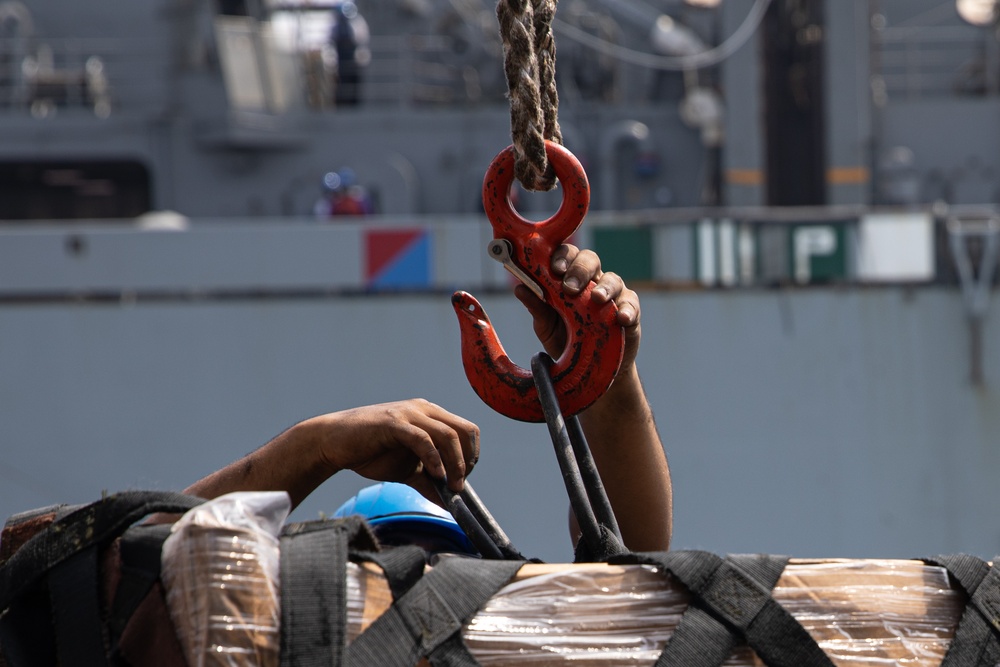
<box><xmin>183</xmin><ymin>419</ymin><xmax>336</xmax><ymax>511</ymax></box>
<box><xmin>579</xmin><ymin>365</ymin><xmax>672</xmax><ymax>552</ymax></box>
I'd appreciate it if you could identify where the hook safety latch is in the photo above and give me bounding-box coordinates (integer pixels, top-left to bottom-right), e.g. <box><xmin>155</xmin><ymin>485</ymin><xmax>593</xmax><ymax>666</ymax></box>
<box><xmin>452</xmin><ymin>141</ymin><xmax>625</xmax><ymax>422</ymax></box>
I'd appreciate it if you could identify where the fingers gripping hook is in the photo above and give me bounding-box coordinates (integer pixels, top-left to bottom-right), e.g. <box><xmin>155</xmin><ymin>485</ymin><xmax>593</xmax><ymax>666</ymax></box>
<box><xmin>452</xmin><ymin>141</ymin><xmax>625</xmax><ymax>423</ymax></box>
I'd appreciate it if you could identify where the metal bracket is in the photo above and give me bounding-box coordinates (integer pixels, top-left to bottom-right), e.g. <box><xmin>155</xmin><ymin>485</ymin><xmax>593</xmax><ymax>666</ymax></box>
<box><xmin>947</xmin><ymin>214</ymin><xmax>999</xmax><ymax>386</ymax></box>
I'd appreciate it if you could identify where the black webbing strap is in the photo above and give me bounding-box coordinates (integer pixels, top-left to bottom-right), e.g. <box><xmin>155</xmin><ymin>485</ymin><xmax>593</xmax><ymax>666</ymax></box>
<box><xmin>0</xmin><ymin>490</ymin><xmax>203</xmax><ymax>614</ymax></box>
<box><xmin>0</xmin><ymin>491</ymin><xmax>202</xmax><ymax>667</ymax></box>
<box><xmin>651</xmin><ymin>553</ymin><xmax>787</xmax><ymax>667</ymax></box>
<box><xmin>344</xmin><ymin>557</ymin><xmax>523</xmax><ymax>667</ymax></box>
<box><xmin>107</xmin><ymin>524</ymin><xmax>173</xmax><ymax>651</ymax></box>
<box><xmin>923</xmin><ymin>554</ymin><xmax>1000</xmax><ymax>667</ymax></box>
<box><xmin>353</xmin><ymin>546</ymin><xmax>427</xmax><ymax>601</ymax></box>
<box><xmin>611</xmin><ymin>551</ymin><xmax>834</xmax><ymax>667</ymax></box>
<box><xmin>573</xmin><ymin>523</ymin><xmax>628</xmax><ymax>564</ymax></box>
<box><xmin>49</xmin><ymin>545</ymin><xmax>107</xmax><ymax>667</ymax></box>
<box><xmin>279</xmin><ymin>518</ymin><xmax>366</xmax><ymax>667</ymax></box>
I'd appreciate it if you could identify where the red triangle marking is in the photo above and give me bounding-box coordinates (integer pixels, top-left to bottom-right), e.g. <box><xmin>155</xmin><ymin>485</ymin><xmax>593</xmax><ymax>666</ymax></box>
<box><xmin>366</xmin><ymin>229</ymin><xmax>422</xmax><ymax>279</ymax></box>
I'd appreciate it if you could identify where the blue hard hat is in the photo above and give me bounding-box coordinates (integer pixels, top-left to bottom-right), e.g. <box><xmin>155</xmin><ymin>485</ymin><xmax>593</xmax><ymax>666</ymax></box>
<box><xmin>322</xmin><ymin>171</ymin><xmax>342</xmax><ymax>191</ymax></box>
<box><xmin>337</xmin><ymin>167</ymin><xmax>356</xmax><ymax>187</ymax></box>
<box><xmin>333</xmin><ymin>482</ymin><xmax>477</xmax><ymax>555</ymax></box>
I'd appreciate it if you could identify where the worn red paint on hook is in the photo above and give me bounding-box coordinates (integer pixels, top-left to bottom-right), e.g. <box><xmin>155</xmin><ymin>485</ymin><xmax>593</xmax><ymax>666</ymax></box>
<box><xmin>452</xmin><ymin>141</ymin><xmax>625</xmax><ymax>422</ymax></box>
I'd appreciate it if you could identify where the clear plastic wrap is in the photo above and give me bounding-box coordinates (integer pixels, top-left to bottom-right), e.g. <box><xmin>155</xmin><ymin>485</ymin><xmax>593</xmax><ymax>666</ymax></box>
<box><xmin>348</xmin><ymin>559</ymin><xmax>964</xmax><ymax>667</ymax></box>
<box><xmin>160</xmin><ymin>491</ymin><xmax>290</xmax><ymax>667</ymax></box>
<box><xmin>463</xmin><ymin>562</ymin><xmax>687</xmax><ymax>665</ymax></box>
<box><xmin>767</xmin><ymin>559</ymin><xmax>961</xmax><ymax>667</ymax></box>
<box><xmin>158</xmin><ymin>502</ymin><xmax>964</xmax><ymax>667</ymax></box>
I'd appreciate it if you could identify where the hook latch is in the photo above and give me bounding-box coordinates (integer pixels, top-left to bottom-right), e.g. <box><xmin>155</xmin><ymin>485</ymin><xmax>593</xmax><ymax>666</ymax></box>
<box><xmin>488</xmin><ymin>238</ymin><xmax>545</xmax><ymax>301</ymax></box>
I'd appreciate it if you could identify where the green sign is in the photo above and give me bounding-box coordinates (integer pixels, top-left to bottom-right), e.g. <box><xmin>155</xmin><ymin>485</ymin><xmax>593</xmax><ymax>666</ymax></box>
<box><xmin>790</xmin><ymin>224</ymin><xmax>847</xmax><ymax>283</ymax></box>
<box><xmin>592</xmin><ymin>227</ymin><xmax>654</xmax><ymax>282</ymax></box>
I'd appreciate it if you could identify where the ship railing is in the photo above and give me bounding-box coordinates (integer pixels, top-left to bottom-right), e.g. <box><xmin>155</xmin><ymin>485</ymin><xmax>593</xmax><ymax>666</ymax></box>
<box><xmin>873</xmin><ymin>23</ymin><xmax>1000</xmax><ymax>101</ymax></box>
<box><xmin>0</xmin><ymin>29</ymin><xmax>501</xmax><ymax>120</ymax></box>
<box><xmin>0</xmin><ymin>35</ymin><xmax>159</xmax><ymax>118</ymax></box>
<box><xmin>303</xmin><ymin>33</ymin><xmax>506</xmax><ymax>109</ymax></box>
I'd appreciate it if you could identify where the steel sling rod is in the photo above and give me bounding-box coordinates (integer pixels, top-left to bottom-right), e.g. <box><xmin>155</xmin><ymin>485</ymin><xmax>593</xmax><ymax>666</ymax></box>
<box><xmin>429</xmin><ymin>477</ymin><xmax>524</xmax><ymax>560</ymax></box>
<box><xmin>564</xmin><ymin>410</ymin><xmax>622</xmax><ymax>538</ymax></box>
<box><xmin>531</xmin><ymin>352</ymin><xmax>623</xmax><ymax>554</ymax></box>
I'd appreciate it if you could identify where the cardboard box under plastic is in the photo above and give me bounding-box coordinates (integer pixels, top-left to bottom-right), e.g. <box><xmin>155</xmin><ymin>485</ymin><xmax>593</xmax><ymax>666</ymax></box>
<box><xmin>351</xmin><ymin>558</ymin><xmax>962</xmax><ymax>666</ymax></box>
<box><xmin>1</xmin><ymin>504</ymin><xmax>965</xmax><ymax>667</ymax></box>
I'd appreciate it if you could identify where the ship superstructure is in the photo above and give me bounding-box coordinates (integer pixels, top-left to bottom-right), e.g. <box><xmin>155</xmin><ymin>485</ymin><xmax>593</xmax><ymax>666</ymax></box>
<box><xmin>0</xmin><ymin>0</ymin><xmax>998</xmax><ymax>562</ymax></box>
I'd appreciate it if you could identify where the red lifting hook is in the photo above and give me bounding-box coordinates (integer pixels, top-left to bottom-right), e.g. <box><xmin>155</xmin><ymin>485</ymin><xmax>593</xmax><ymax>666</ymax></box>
<box><xmin>452</xmin><ymin>141</ymin><xmax>625</xmax><ymax>422</ymax></box>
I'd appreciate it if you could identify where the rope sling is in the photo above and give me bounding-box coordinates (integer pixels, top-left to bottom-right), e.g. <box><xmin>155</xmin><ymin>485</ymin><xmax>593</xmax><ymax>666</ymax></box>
<box><xmin>497</xmin><ymin>0</ymin><xmax>563</xmax><ymax>191</ymax></box>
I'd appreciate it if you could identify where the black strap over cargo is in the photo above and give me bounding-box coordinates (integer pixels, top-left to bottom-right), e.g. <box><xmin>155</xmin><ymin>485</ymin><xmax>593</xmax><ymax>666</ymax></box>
<box><xmin>651</xmin><ymin>553</ymin><xmax>787</xmax><ymax>667</ymax></box>
<box><xmin>108</xmin><ymin>522</ymin><xmax>173</xmax><ymax>648</ymax></box>
<box><xmin>611</xmin><ymin>550</ymin><xmax>835</xmax><ymax>667</ymax></box>
<box><xmin>279</xmin><ymin>515</ymin><xmax>378</xmax><ymax>667</ymax></box>
<box><xmin>0</xmin><ymin>490</ymin><xmax>203</xmax><ymax>613</ymax></box>
<box><xmin>923</xmin><ymin>554</ymin><xmax>1000</xmax><ymax>667</ymax></box>
<box><xmin>353</xmin><ymin>545</ymin><xmax>428</xmax><ymax>600</ymax></box>
<box><xmin>0</xmin><ymin>490</ymin><xmax>205</xmax><ymax>667</ymax></box>
<box><xmin>344</xmin><ymin>556</ymin><xmax>523</xmax><ymax>667</ymax></box>
<box><xmin>49</xmin><ymin>545</ymin><xmax>106</xmax><ymax>667</ymax></box>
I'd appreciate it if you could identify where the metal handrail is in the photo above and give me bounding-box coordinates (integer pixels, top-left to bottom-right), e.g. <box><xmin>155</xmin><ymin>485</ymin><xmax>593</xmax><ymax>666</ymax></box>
<box><xmin>873</xmin><ymin>24</ymin><xmax>1000</xmax><ymax>99</ymax></box>
<box><xmin>0</xmin><ymin>29</ymin><xmax>506</xmax><ymax>116</ymax></box>
<box><xmin>0</xmin><ymin>35</ymin><xmax>157</xmax><ymax>116</ymax></box>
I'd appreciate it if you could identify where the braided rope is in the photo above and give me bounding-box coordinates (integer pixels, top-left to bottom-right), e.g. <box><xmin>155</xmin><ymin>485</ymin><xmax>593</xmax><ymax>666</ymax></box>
<box><xmin>532</xmin><ymin>0</ymin><xmax>561</xmax><ymax>144</ymax></box>
<box><xmin>497</xmin><ymin>0</ymin><xmax>561</xmax><ymax>191</ymax></box>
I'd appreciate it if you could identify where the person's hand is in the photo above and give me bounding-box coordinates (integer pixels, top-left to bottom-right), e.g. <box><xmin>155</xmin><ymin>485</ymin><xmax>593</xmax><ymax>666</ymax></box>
<box><xmin>514</xmin><ymin>244</ymin><xmax>641</xmax><ymax>371</ymax></box>
<box><xmin>303</xmin><ymin>399</ymin><xmax>480</xmax><ymax>497</ymax></box>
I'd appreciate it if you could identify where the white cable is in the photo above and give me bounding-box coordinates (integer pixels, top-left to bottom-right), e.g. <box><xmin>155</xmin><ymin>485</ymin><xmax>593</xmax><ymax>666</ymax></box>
<box><xmin>552</xmin><ymin>0</ymin><xmax>773</xmax><ymax>71</ymax></box>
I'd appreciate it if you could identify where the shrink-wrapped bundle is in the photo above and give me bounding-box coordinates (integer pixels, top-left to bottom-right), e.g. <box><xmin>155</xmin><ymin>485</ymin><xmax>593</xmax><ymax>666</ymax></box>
<box><xmin>160</xmin><ymin>492</ymin><xmax>290</xmax><ymax>667</ymax></box>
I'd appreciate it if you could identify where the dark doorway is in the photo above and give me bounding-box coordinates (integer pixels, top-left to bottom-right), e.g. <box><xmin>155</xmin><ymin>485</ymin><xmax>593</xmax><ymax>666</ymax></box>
<box><xmin>762</xmin><ymin>0</ymin><xmax>826</xmax><ymax>206</ymax></box>
<box><xmin>0</xmin><ymin>160</ymin><xmax>152</xmax><ymax>221</ymax></box>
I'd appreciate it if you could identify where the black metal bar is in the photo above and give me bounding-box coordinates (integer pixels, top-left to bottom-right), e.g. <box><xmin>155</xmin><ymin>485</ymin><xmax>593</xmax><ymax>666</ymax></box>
<box><xmin>427</xmin><ymin>476</ymin><xmax>505</xmax><ymax>560</ymax></box>
<box><xmin>531</xmin><ymin>352</ymin><xmax>605</xmax><ymax>558</ymax></box>
<box><xmin>565</xmin><ymin>414</ymin><xmax>622</xmax><ymax>542</ymax></box>
<box><xmin>456</xmin><ymin>483</ymin><xmax>525</xmax><ymax>560</ymax></box>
